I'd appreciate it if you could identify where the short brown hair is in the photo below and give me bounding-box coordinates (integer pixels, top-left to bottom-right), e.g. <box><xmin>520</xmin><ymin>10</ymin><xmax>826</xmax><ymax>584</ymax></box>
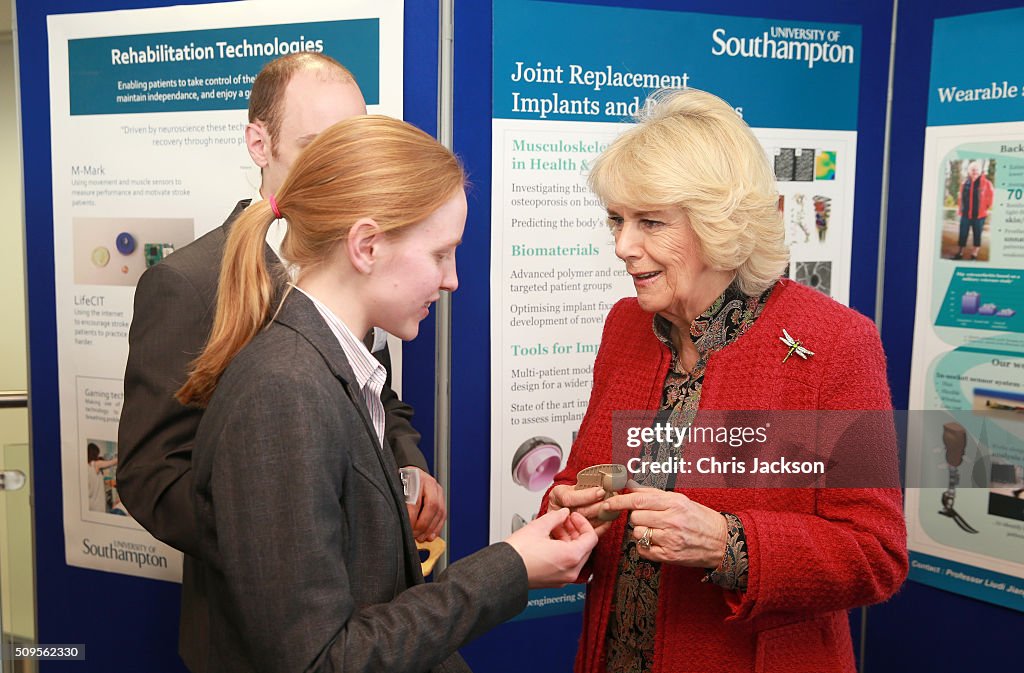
<box><xmin>248</xmin><ymin>52</ymin><xmax>355</xmax><ymax>154</ymax></box>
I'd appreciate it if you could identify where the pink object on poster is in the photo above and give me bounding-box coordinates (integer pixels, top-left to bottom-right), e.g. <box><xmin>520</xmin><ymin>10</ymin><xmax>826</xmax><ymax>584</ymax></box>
<box><xmin>511</xmin><ymin>437</ymin><xmax>563</xmax><ymax>491</ymax></box>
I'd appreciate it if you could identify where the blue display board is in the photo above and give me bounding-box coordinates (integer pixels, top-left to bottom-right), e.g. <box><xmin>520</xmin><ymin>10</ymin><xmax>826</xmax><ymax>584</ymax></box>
<box><xmin>16</xmin><ymin>1</ymin><xmax>438</xmax><ymax>670</ymax></box>
<box><xmin>876</xmin><ymin>0</ymin><xmax>1024</xmax><ymax>669</ymax></box>
<box><xmin>489</xmin><ymin>0</ymin><xmax>867</xmax><ymax>625</ymax></box>
<box><xmin>454</xmin><ymin>0</ymin><xmax>893</xmax><ymax>670</ymax></box>
<box><xmin>19</xmin><ymin>0</ymin><xmax>1024</xmax><ymax>670</ymax></box>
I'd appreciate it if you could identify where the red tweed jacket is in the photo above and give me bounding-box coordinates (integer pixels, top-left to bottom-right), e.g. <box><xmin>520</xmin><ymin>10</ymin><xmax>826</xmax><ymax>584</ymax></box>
<box><xmin>543</xmin><ymin>279</ymin><xmax>908</xmax><ymax>673</ymax></box>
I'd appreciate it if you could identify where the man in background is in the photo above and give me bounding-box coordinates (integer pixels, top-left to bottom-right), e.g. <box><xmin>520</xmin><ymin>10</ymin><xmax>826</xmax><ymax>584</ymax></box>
<box><xmin>117</xmin><ymin>52</ymin><xmax>445</xmax><ymax>672</ymax></box>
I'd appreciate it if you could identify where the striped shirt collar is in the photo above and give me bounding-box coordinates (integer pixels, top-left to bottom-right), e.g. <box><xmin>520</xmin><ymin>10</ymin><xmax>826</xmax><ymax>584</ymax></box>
<box><xmin>291</xmin><ymin>286</ymin><xmax>386</xmax><ymax>449</ymax></box>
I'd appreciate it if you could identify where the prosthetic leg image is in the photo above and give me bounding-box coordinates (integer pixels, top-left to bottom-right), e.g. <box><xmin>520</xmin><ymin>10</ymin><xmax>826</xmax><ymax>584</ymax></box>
<box><xmin>939</xmin><ymin>422</ymin><xmax>979</xmax><ymax>534</ymax></box>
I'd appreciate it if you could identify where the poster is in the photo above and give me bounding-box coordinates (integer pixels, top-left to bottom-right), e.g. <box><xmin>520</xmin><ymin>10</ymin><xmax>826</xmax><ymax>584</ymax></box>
<box><xmin>905</xmin><ymin>7</ymin><xmax>1024</xmax><ymax>611</ymax></box>
<box><xmin>48</xmin><ymin>0</ymin><xmax>403</xmax><ymax>580</ymax></box>
<box><xmin>490</xmin><ymin>0</ymin><xmax>862</xmax><ymax>618</ymax></box>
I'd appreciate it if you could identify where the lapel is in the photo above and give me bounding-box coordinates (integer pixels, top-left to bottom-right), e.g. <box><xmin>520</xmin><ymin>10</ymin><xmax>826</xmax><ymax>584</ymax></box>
<box><xmin>272</xmin><ymin>292</ymin><xmax>423</xmax><ymax>580</ymax></box>
<box><xmin>223</xmin><ymin>199</ymin><xmax>252</xmax><ymax>228</ymax></box>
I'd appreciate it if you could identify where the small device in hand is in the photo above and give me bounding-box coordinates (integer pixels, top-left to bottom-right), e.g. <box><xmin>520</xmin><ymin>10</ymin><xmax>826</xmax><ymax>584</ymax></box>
<box><xmin>400</xmin><ymin>466</ymin><xmax>421</xmax><ymax>505</ymax></box>
<box><xmin>575</xmin><ymin>464</ymin><xmax>629</xmax><ymax>522</ymax></box>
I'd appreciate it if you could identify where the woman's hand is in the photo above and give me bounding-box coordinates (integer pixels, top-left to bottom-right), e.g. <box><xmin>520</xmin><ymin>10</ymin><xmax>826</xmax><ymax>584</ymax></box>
<box><xmin>546</xmin><ymin>484</ymin><xmax>614</xmax><ymax>536</ymax></box>
<box><xmin>506</xmin><ymin>509</ymin><xmax>599</xmax><ymax>588</ymax></box>
<box><xmin>602</xmin><ymin>488</ymin><xmax>728</xmax><ymax>568</ymax></box>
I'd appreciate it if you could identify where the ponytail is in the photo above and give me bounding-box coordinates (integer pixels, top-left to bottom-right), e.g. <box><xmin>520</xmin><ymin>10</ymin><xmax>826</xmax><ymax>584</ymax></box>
<box><xmin>176</xmin><ymin>200</ymin><xmax>281</xmax><ymax>407</ymax></box>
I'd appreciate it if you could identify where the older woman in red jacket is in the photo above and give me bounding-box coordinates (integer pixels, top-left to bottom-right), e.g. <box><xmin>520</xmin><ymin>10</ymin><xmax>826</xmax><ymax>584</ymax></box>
<box><xmin>953</xmin><ymin>159</ymin><xmax>994</xmax><ymax>260</ymax></box>
<box><xmin>542</xmin><ymin>89</ymin><xmax>907</xmax><ymax>673</ymax></box>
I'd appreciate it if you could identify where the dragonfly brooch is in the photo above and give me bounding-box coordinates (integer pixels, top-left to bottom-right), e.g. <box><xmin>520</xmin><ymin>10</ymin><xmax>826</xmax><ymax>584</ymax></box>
<box><xmin>779</xmin><ymin>329</ymin><xmax>815</xmax><ymax>363</ymax></box>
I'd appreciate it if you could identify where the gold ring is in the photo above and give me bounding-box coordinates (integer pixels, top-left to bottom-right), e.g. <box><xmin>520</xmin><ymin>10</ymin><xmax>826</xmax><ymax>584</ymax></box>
<box><xmin>638</xmin><ymin>526</ymin><xmax>652</xmax><ymax>550</ymax></box>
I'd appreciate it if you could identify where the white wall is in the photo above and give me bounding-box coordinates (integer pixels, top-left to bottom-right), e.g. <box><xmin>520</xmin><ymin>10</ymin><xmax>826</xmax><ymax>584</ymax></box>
<box><xmin>0</xmin><ymin>0</ymin><xmax>36</xmax><ymax>643</ymax></box>
<box><xmin>0</xmin><ymin>3</ymin><xmax>25</xmax><ymax>394</ymax></box>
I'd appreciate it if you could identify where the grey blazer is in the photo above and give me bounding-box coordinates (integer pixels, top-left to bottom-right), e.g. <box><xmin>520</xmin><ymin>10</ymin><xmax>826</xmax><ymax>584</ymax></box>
<box><xmin>192</xmin><ymin>291</ymin><xmax>527</xmax><ymax>673</ymax></box>
<box><xmin>117</xmin><ymin>201</ymin><xmax>427</xmax><ymax>671</ymax></box>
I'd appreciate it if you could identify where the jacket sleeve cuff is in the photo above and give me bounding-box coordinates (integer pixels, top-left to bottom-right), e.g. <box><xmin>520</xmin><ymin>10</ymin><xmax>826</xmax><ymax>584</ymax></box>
<box><xmin>702</xmin><ymin>512</ymin><xmax>748</xmax><ymax>592</ymax></box>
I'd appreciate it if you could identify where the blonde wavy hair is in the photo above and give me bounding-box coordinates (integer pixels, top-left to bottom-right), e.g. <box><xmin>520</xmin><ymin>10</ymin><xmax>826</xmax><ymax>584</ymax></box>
<box><xmin>588</xmin><ymin>88</ymin><xmax>788</xmax><ymax>296</ymax></box>
<box><xmin>177</xmin><ymin>115</ymin><xmax>465</xmax><ymax>406</ymax></box>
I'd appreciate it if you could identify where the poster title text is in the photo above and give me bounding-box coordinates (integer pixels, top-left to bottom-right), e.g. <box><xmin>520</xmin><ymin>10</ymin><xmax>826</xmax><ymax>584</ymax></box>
<box><xmin>110</xmin><ymin>36</ymin><xmax>324</xmax><ymax>65</ymax></box>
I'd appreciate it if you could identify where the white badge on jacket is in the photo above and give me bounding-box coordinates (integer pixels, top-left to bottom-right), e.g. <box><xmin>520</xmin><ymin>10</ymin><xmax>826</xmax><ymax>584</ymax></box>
<box><xmin>371</xmin><ymin>327</ymin><xmax>389</xmax><ymax>354</ymax></box>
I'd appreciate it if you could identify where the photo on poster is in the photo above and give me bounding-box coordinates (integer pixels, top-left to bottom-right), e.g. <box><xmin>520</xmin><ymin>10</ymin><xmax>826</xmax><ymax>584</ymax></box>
<box><xmin>506</xmin><ymin>434</ymin><xmax>567</xmax><ymax>537</ymax></box>
<box><xmin>773</xmin><ymin>147</ymin><xmax>836</xmax><ymax>182</ymax></box>
<box><xmin>774</xmin><ymin>146</ymin><xmax>842</xmax><ymax>251</ymax></box>
<box><xmin>939</xmin><ymin>157</ymin><xmax>996</xmax><ymax>262</ymax></box>
<box><xmin>794</xmin><ymin>260</ymin><xmax>832</xmax><ymax>296</ymax></box>
<box><xmin>812</xmin><ymin>195</ymin><xmax>832</xmax><ymax>242</ymax></box>
<box><xmin>815</xmin><ymin>150</ymin><xmax>837</xmax><ymax>180</ymax></box>
<box><xmin>988</xmin><ymin>458</ymin><xmax>1024</xmax><ymax>523</ymax></box>
<box><xmin>510</xmin><ymin>435</ymin><xmax>564</xmax><ymax>495</ymax></box>
<box><xmin>72</xmin><ymin>216</ymin><xmax>194</xmax><ymax>286</ymax></box>
<box><xmin>976</xmin><ymin>389</ymin><xmax>1024</xmax><ymax>524</ymax></box>
<box><xmin>784</xmin><ymin>192</ymin><xmax>811</xmax><ymax>243</ymax></box>
<box><xmin>974</xmin><ymin>387</ymin><xmax>1024</xmax><ymax>418</ymax></box>
<box><xmin>84</xmin><ymin>438</ymin><xmax>124</xmax><ymax>516</ymax></box>
<box><xmin>909</xmin><ymin>409</ymin><xmax>1023</xmax><ymax>560</ymax></box>
<box><xmin>76</xmin><ymin>376</ymin><xmax>136</xmax><ymax>531</ymax></box>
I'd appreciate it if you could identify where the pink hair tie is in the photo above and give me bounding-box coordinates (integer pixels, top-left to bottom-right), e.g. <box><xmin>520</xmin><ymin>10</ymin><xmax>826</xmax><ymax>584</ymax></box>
<box><xmin>268</xmin><ymin>194</ymin><xmax>282</xmax><ymax>219</ymax></box>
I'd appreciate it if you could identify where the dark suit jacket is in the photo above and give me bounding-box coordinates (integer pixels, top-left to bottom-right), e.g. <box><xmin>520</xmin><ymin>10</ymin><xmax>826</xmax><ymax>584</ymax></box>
<box><xmin>193</xmin><ymin>290</ymin><xmax>527</xmax><ymax>672</ymax></box>
<box><xmin>117</xmin><ymin>201</ymin><xmax>426</xmax><ymax>671</ymax></box>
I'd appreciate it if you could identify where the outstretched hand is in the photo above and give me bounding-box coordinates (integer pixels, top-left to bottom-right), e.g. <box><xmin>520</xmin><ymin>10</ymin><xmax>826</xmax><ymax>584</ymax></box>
<box><xmin>506</xmin><ymin>508</ymin><xmax>598</xmax><ymax>588</ymax></box>
<box><xmin>546</xmin><ymin>484</ymin><xmax>615</xmax><ymax>536</ymax></box>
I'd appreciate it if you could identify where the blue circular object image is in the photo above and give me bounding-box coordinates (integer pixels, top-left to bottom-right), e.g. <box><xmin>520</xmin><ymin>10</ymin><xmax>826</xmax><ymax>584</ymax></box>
<box><xmin>116</xmin><ymin>232</ymin><xmax>136</xmax><ymax>255</ymax></box>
